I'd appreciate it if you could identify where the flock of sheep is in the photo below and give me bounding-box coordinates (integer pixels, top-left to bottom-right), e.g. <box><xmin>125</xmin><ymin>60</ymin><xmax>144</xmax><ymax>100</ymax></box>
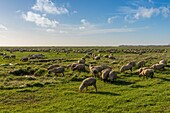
<box><xmin>0</xmin><ymin>47</ymin><xmax>168</xmax><ymax>93</ymax></box>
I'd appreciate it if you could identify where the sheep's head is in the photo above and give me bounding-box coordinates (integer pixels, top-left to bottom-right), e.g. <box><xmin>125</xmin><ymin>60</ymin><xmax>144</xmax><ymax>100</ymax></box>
<box><xmin>79</xmin><ymin>84</ymin><xmax>84</xmax><ymax>92</ymax></box>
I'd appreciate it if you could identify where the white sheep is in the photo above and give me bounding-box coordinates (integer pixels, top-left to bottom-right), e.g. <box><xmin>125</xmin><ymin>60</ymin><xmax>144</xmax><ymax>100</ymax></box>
<box><xmin>78</xmin><ymin>58</ymin><xmax>86</xmax><ymax>64</ymax></box>
<box><xmin>151</xmin><ymin>63</ymin><xmax>165</xmax><ymax>70</ymax></box>
<box><xmin>101</xmin><ymin>68</ymin><xmax>111</xmax><ymax>82</ymax></box>
<box><xmin>109</xmin><ymin>70</ymin><xmax>117</xmax><ymax>81</ymax></box>
<box><xmin>159</xmin><ymin>60</ymin><xmax>167</xmax><ymax>65</ymax></box>
<box><xmin>139</xmin><ymin>69</ymin><xmax>154</xmax><ymax>78</ymax></box>
<box><xmin>48</xmin><ymin>66</ymin><xmax>65</xmax><ymax>76</ymax></box>
<box><xmin>72</xmin><ymin>64</ymin><xmax>86</xmax><ymax>71</ymax></box>
<box><xmin>137</xmin><ymin>67</ymin><xmax>151</xmax><ymax>74</ymax></box>
<box><xmin>120</xmin><ymin>64</ymin><xmax>133</xmax><ymax>73</ymax></box>
<box><xmin>79</xmin><ymin>77</ymin><xmax>97</xmax><ymax>92</ymax></box>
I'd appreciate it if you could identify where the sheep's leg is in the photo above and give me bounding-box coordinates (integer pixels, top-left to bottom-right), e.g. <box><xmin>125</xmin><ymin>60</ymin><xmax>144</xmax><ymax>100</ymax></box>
<box><xmin>86</xmin><ymin>87</ymin><xmax>88</xmax><ymax>92</ymax></box>
<box><xmin>94</xmin><ymin>84</ymin><xmax>97</xmax><ymax>92</ymax></box>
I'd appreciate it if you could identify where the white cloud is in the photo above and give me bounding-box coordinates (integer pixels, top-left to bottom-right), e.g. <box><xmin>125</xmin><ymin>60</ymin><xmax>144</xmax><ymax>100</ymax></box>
<box><xmin>22</xmin><ymin>11</ymin><xmax>59</xmax><ymax>28</ymax></box>
<box><xmin>121</xmin><ymin>6</ymin><xmax>167</xmax><ymax>23</ymax></box>
<box><xmin>80</xmin><ymin>19</ymin><xmax>90</xmax><ymax>26</ymax></box>
<box><xmin>46</xmin><ymin>28</ymin><xmax>55</xmax><ymax>32</ymax></box>
<box><xmin>134</xmin><ymin>7</ymin><xmax>160</xmax><ymax>20</ymax></box>
<box><xmin>32</xmin><ymin>0</ymin><xmax>68</xmax><ymax>14</ymax></box>
<box><xmin>0</xmin><ymin>24</ymin><xmax>8</xmax><ymax>30</ymax></box>
<box><xmin>107</xmin><ymin>16</ymin><xmax>119</xmax><ymax>24</ymax></box>
<box><xmin>160</xmin><ymin>7</ymin><xmax>170</xmax><ymax>18</ymax></box>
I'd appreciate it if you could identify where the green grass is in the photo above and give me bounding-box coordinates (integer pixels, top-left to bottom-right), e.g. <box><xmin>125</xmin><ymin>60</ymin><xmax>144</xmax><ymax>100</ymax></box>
<box><xmin>0</xmin><ymin>46</ymin><xmax>170</xmax><ymax>113</ymax></box>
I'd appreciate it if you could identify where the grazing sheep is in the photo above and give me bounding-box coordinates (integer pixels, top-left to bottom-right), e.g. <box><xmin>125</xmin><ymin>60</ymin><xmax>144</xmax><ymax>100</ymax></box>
<box><xmin>108</xmin><ymin>55</ymin><xmax>115</xmax><ymax>60</ymax></box>
<box><xmin>127</xmin><ymin>61</ymin><xmax>136</xmax><ymax>67</ymax></box>
<box><xmin>120</xmin><ymin>64</ymin><xmax>133</xmax><ymax>73</ymax></box>
<box><xmin>67</xmin><ymin>63</ymin><xmax>78</xmax><ymax>69</ymax></box>
<box><xmin>48</xmin><ymin>66</ymin><xmax>65</xmax><ymax>76</ymax></box>
<box><xmin>3</xmin><ymin>55</ymin><xmax>10</xmax><ymax>59</ymax></box>
<box><xmin>109</xmin><ymin>70</ymin><xmax>117</xmax><ymax>82</ymax></box>
<box><xmin>89</xmin><ymin>65</ymin><xmax>108</xmax><ymax>77</ymax></box>
<box><xmin>101</xmin><ymin>68</ymin><xmax>111</xmax><ymax>82</ymax></box>
<box><xmin>78</xmin><ymin>58</ymin><xmax>86</xmax><ymax>64</ymax></box>
<box><xmin>20</xmin><ymin>57</ymin><xmax>28</xmax><ymax>62</ymax></box>
<box><xmin>10</xmin><ymin>54</ymin><xmax>16</xmax><ymax>59</ymax></box>
<box><xmin>72</xmin><ymin>64</ymin><xmax>86</xmax><ymax>72</ymax></box>
<box><xmin>79</xmin><ymin>77</ymin><xmax>97</xmax><ymax>92</ymax></box>
<box><xmin>103</xmin><ymin>55</ymin><xmax>108</xmax><ymax>58</ymax></box>
<box><xmin>136</xmin><ymin>67</ymin><xmax>151</xmax><ymax>74</ymax></box>
<box><xmin>94</xmin><ymin>56</ymin><xmax>100</xmax><ymax>60</ymax></box>
<box><xmin>137</xmin><ymin>60</ymin><xmax>145</xmax><ymax>68</ymax></box>
<box><xmin>47</xmin><ymin>64</ymin><xmax>60</xmax><ymax>70</ymax></box>
<box><xmin>89</xmin><ymin>65</ymin><xmax>99</xmax><ymax>77</ymax></box>
<box><xmin>151</xmin><ymin>63</ymin><xmax>165</xmax><ymax>70</ymax></box>
<box><xmin>139</xmin><ymin>69</ymin><xmax>154</xmax><ymax>78</ymax></box>
<box><xmin>159</xmin><ymin>60</ymin><xmax>167</xmax><ymax>65</ymax></box>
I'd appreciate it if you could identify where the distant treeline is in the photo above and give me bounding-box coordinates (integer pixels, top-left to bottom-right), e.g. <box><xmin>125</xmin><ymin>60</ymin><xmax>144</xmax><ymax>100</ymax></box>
<box><xmin>119</xmin><ymin>45</ymin><xmax>170</xmax><ymax>47</ymax></box>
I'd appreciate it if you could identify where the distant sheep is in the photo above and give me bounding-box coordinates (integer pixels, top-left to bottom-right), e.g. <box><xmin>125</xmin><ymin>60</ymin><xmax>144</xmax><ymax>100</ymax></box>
<box><xmin>120</xmin><ymin>64</ymin><xmax>133</xmax><ymax>73</ymax></box>
<box><xmin>20</xmin><ymin>57</ymin><xmax>28</xmax><ymax>62</ymax></box>
<box><xmin>159</xmin><ymin>60</ymin><xmax>167</xmax><ymax>65</ymax></box>
<box><xmin>136</xmin><ymin>67</ymin><xmax>151</xmax><ymax>74</ymax></box>
<box><xmin>67</xmin><ymin>63</ymin><xmax>78</xmax><ymax>69</ymax></box>
<box><xmin>94</xmin><ymin>56</ymin><xmax>100</xmax><ymax>60</ymax></box>
<box><xmin>78</xmin><ymin>58</ymin><xmax>86</xmax><ymax>64</ymax></box>
<box><xmin>72</xmin><ymin>64</ymin><xmax>86</xmax><ymax>71</ymax></box>
<box><xmin>127</xmin><ymin>61</ymin><xmax>136</xmax><ymax>67</ymax></box>
<box><xmin>79</xmin><ymin>77</ymin><xmax>97</xmax><ymax>92</ymax></box>
<box><xmin>137</xmin><ymin>60</ymin><xmax>145</xmax><ymax>68</ymax></box>
<box><xmin>48</xmin><ymin>66</ymin><xmax>65</xmax><ymax>76</ymax></box>
<box><xmin>151</xmin><ymin>63</ymin><xmax>165</xmax><ymax>70</ymax></box>
<box><xmin>139</xmin><ymin>69</ymin><xmax>154</xmax><ymax>78</ymax></box>
<box><xmin>47</xmin><ymin>64</ymin><xmax>60</xmax><ymax>70</ymax></box>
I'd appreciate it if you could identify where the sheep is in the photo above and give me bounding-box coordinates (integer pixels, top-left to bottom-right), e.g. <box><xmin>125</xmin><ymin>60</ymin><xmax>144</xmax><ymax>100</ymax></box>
<box><xmin>139</xmin><ymin>69</ymin><xmax>154</xmax><ymax>78</ymax></box>
<box><xmin>120</xmin><ymin>64</ymin><xmax>133</xmax><ymax>73</ymax></box>
<box><xmin>101</xmin><ymin>68</ymin><xmax>111</xmax><ymax>82</ymax></box>
<box><xmin>137</xmin><ymin>60</ymin><xmax>145</xmax><ymax>68</ymax></box>
<box><xmin>3</xmin><ymin>55</ymin><xmax>10</xmax><ymax>59</ymax></box>
<box><xmin>67</xmin><ymin>63</ymin><xmax>78</xmax><ymax>69</ymax></box>
<box><xmin>72</xmin><ymin>64</ymin><xmax>86</xmax><ymax>72</ymax></box>
<box><xmin>103</xmin><ymin>55</ymin><xmax>108</xmax><ymax>58</ymax></box>
<box><xmin>89</xmin><ymin>65</ymin><xmax>99</xmax><ymax>77</ymax></box>
<box><xmin>136</xmin><ymin>67</ymin><xmax>151</xmax><ymax>75</ymax></box>
<box><xmin>78</xmin><ymin>58</ymin><xmax>86</xmax><ymax>64</ymax></box>
<box><xmin>94</xmin><ymin>56</ymin><xmax>100</xmax><ymax>60</ymax></box>
<box><xmin>127</xmin><ymin>61</ymin><xmax>136</xmax><ymax>67</ymax></box>
<box><xmin>108</xmin><ymin>70</ymin><xmax>117</xmax><ymax>82</ymax></box>
<box><xmin>159</xmin><ymin>60</ymin><xmax>167</xmax><ymax>65</ymax></box>
<box><xmin>108</xmin><ymin>55</ymin><xmax>115</xmax><ymax>60</ymax></box>
<box><xmin>151</xmin><ymin>63</ymin><xmax>165</xmax><ymax>70</ymax></box>
<box><xmin>10</xmin><ymin>54</ymin><xmax>16</xmax><ymax>59</ymax></box>
<box><xmin>89</xmin><ymin>65</ymin><xmax>109</xmax><ymax>77</ymax></box>
<box><xmin>20</xmin><ymin>57</ymin><xmax>28</xmax><ymax>62</ymax></box>
<box><xmin>48</xmin><ymin>66</ymin><xmax>65</xmax><ymax>76</ymax></box>
<box><xmin>79</xmin><ymin>77</ymin><xmax>97</xmax><ymax>92</ymax></box>
<box><xmin>47</xmin><ymin>64</ymin><xmax>60</xmax><ymax>70</ymax></box>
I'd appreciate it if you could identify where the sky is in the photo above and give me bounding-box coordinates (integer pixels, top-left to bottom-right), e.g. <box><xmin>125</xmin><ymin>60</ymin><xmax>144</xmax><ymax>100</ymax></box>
<box><xmin>0</xmin><ymin>0</ymin><xmax>170</xmax><ymax>46</ymax></box>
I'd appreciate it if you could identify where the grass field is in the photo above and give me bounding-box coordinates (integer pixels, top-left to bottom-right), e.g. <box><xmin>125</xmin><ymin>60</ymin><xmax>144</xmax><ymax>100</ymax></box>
<box><xmin>0</xmin><ymin>46</ymin><xmax>170</xmax><ymax>113</ymax></box>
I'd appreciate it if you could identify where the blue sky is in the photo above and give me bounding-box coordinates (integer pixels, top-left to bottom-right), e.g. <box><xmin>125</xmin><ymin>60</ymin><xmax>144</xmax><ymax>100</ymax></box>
<box><xmin>0</xmin><ymin>0</ymin><xmax>170</xmax><ymax>46</ymax></box>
